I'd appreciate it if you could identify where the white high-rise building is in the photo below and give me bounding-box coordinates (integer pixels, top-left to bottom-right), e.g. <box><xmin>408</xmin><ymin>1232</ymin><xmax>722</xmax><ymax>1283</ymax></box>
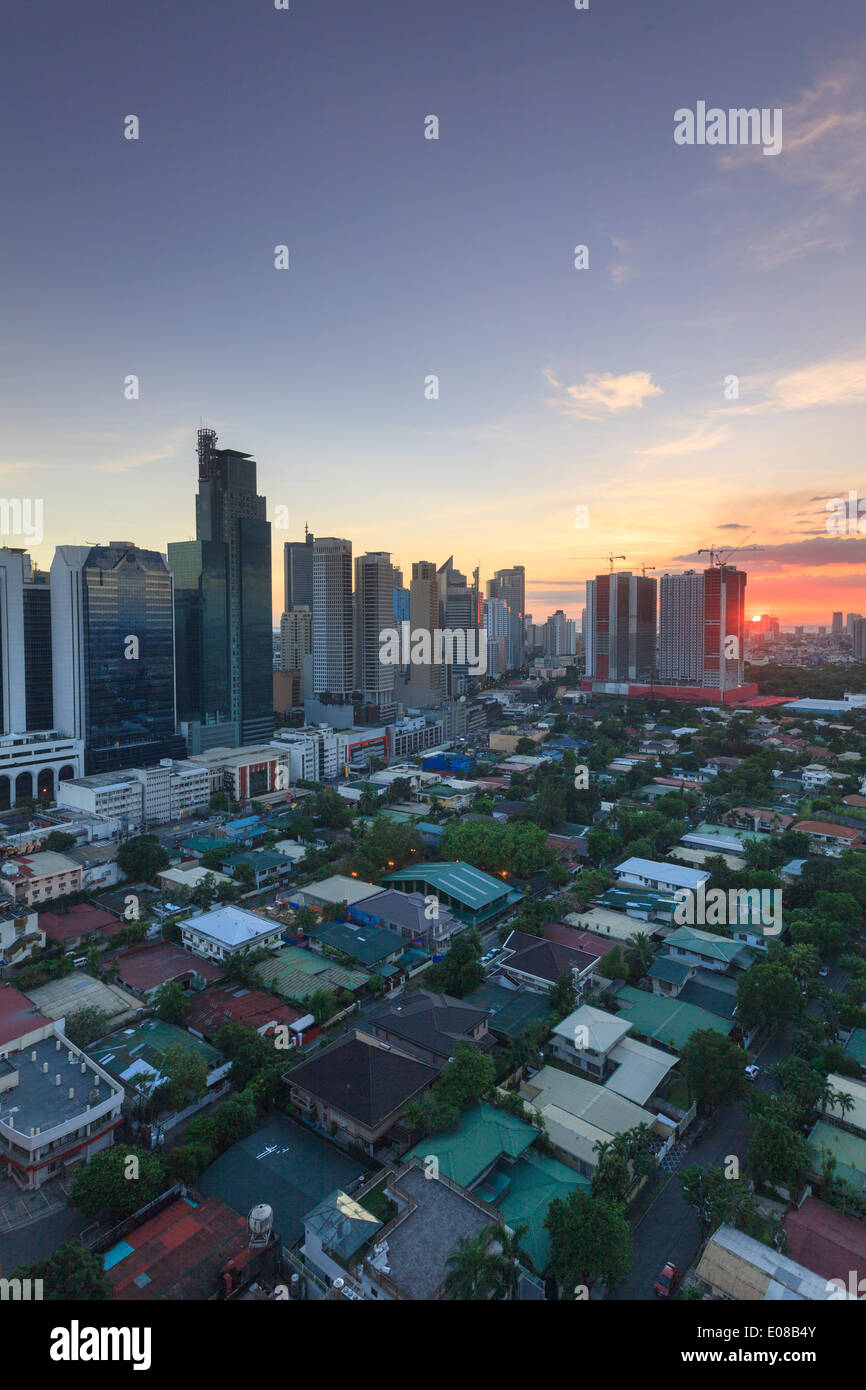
<box><xmin>659</xmin><ymin>571</ymin><xmax>705</xmax><ymax>684</ymax></box>
<box><xmin>354</xmin><ymin>551</ymin><xmax>397</xmax><ymax>721</ymax></box>
<box><xmin>312</xmin><ymin>538</ymin><xmax>353</xmax><ymax>697</ymax></box>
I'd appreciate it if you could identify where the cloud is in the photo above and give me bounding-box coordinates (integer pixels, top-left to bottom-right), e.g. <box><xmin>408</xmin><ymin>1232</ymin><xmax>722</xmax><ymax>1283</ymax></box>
<box><xmin>675</xmin><ymin>536</ymin><xmax>866</xmax><ymax>572</ymax></box>
<box><xmin>636</xmin><ymin>426</ymin><xmax>730</xmax><ymax>457</ymax></box>
<box><xmin>544</xmin><ymin>367</ymin><xmax>662</xmax><ymax>419</ymax></box>
<box><xmin>737</xmin><ymin>355</ymin><xmax>866</xmax><ymax>415</ymax></box>
<box><xmin>609</xmin><ymin>262</ymin><xmax>634</xmax><ymax>287</ymax></box>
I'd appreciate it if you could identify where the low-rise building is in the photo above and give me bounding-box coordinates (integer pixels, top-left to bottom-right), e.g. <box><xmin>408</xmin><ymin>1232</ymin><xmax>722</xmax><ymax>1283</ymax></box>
<box><xmin>0</xmin><ymin>905</ymin><xmax>43</xmax><ymax>968</ymax></box>
<box><xmin>179</xmin><ymin>904</ymin><xmax>284</xmax><ymax>962</ymax></box>
<box><xmin>0</xmin><ymin>850</ymin><xmax>82</xmax><ymax>907</ymax></box>
<box><xmin>695</xmin><ymin>1224</ymin><xmax>847</xmax><ymax>1301</ymax></box>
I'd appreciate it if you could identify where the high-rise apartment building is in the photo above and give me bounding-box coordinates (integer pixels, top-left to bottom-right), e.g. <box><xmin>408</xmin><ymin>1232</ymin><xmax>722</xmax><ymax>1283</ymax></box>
<box><xmin>354</xmin><ymin>551</ymin><xmax>397</xmax><ymax>721</ymax></box>
<box><xmin>438</xmin><ymin>557</ymin><xmax>481</xmax><ymax>690</ymax></box>
<box><xmin>312</xmin><ymin>537</ymin><xmax>353</xmax><ymax>697</ymax></box>
<box><xmin>832</xmin><ymin>611</ymin><xmax>844</xmax><ymax>636</ymax></box>
<box><xmin>279</xmin><ymin>605</ymin><xmax>312</xmax><ymax>671</ymax></box>
<box><xmin>658</xmin><ymin>566</ymin><xmax>746</xmax><ymax>691</ymax></box>
<box><xmin>51</xmin><ymin>542</ymin><xmax>184</xmax><ymax>774</ymax></box>
<box><xmin>584</xmin><ymin>571</ymin><xmax>657</xmax><ymax>683</ymax></box>
<box><xmin>853</xmin><ymin>618</ymin><xmax>866</xmax><ymax>662</ymax></box>
<box><xmin>0</xmin><ymin>549</ymin><xmax>53</xmax><ymax>735</ymax></box>
<box><xmin>847</xmin><ymin>613</ymin><xmax>863</xmax><ymax>637</ymax></box>
<box><xmin>544</xmin><ymin>609</ymin><xmax>576</xmax><ymax>658</ymax></box>
<box><xmin>169</xmin><ymin>428</ymin><xmax>273</xmax><ymax>747</ymax></box>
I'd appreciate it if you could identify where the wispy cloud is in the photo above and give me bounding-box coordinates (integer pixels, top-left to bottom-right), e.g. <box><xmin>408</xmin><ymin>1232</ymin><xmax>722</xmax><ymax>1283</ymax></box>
<box><xmin>734</xmin><ymin>354</ymin><xmax>866</xmax><ymax>415</ymax></box>
<box><xmin>544</xmin><ymin>367</ymin><xmax>662</xmax><ymax>419</ymax></box>
<box><xmin>636</xmin><ymin>425</ymin><xmax>730</xmax><ymax>457</ymax></box>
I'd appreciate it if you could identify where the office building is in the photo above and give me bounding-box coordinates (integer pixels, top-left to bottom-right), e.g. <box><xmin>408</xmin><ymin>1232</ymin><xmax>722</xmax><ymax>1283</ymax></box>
<box><xmin>280</xmin><ymin>606</ymin><xmax>312</xmax><ymax>671</ymax></box>
<box><xmin>169</xmin><ymin>427</ymin><xmax>273</xmax><ymax>748</ymax></box>
<box><xmin>0</xmin><ymin>549</ymin><xmax>53</xmax><ymax>736</ymax></box>
<box><xmin>846</xmin><ymin>613</ymin><xmax>863</xmax><ymax>637</ymax></box>
<box><xmin>283</xmin><ymin>526</ymin><xmax>315</xmax><ymax>613</ymax></box>
<box><xmin>51</xmin><ymin>542</ymin><xmax>184</xmax><ymax>775</ymax></box>
<box><xmin>487</xmin><ymin>566</ymin><xmax>525</xmax><ymax>668</ymax></box>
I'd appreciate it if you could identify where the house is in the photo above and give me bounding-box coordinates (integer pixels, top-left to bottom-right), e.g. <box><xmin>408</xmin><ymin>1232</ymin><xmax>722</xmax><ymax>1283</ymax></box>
<box><xmin>595</xmin><ymin>885</ymin><xmax>680</xmax><ymax>924</ymax></box>
<box><xmin>404</xmin><ymin>1102</ymin><xmax>585</xmax><ymax>1272</ymax></box>
<box><xmin>256</xmin><ymin>945</ymin><xmax>369</xmax><ymax>1005</ymax></box>
<box><xmin>179</xmin><ymin>904</ymin><xmax>284</xmax><ymax>962</ymax></box>
<box><xmin>612</xmin><ymin>985</ymin><xmax>734</xmax><ymax>1053</ymax></box>
<box><xmin>307</xmin><ymin>918</ymin><xmax>409</xmax><ymax>975</ymax></box>
<box><xmin>518</xmin><ymin>1065</ymin><xmax>674</xmax><ymax>1180</ymax></box>
<box><xmin>793</xmin><ymin>821</ymin><xmax>863</xmax><ymax>857</ymax></box>
<box><xmin>0</xmin><ymin>985</ymin><xmax>124</xmax><ymax>1190</ymax></box>
<box><xmin>293</xmin><ymin>875</ymin><xmax>383</xmax><ymax>913</ymax></box>
<box><xmin>783</xmin><ymin>1196</ymin><xmax>866</xmax><ymax>1291</ymax></box>
<box><xmin>462</xmin><ymin>982</ymin><xmax>552</xmax><ymax>1042</ymax></box>
<box><xmin>114</xmin><ymin>941</ymin><xmax>224</xmax><ymax>999</ymax></box>
<box><xmin>380</xmin><ymin>862</ymin><xmax>521</xmax><ymax>926</ymax></box>
<box><xmin>286</xmin><ymin>1035</ymin><xmax>438</xmax><ymax>1153</ymax></box>
<box><xmin>156</xmin><ymin>865</ymin><xmax>234</xmax><ymax>899</ymax></box>
<box><xmin>0</xmin><ymin>850</ymin><xmax>83</xmax><ymax>907</ymax></box>
<box><xmin>662</xmin><ymin>925</ymin><xmax>754</xmax><ymax>973</ymax></box>
<box><xmin>614</xmin><ymin>857</ymin><xmax>710</xmax><ymax>897</ymax></box>
<box><xmin>107</xmin><ymin>1193</ymin><xmax>262</xmax><ymax>1301</ymax></box>
<box><xmin>498</xmin><ymin>929</ymin><xmax>597</xmax><ymax>997</ymax></box>
<box><xmin>349</xmin><ymin>887</ymin><xmax>462</xmax><ymax>954</ymax></box>
<box><xmin>824</xmin><ymin>1073</ymin><xmax>866</xmax><ymax>1136</ymax></box>
<box><xmin>695</xmin><ymin>1224</ymin><xmax>846</xmax><ymax>1301</ymax></box>
<box><xmin>807</xmin><ymin>1121</ymin><xmax>866</xmax><ymax>1194</ymax></box>
<box><xmin>27</xmin><ymin>971</ymin><xmax>144</xmax><ymax>1031</ymax></box>
<box><xmin>184</xmin><ymin>982</ymin><xmax>303</xmax><ymax>1043</ymax></box>
<box><xmin>39</xmin><ymin>902</ymin><xmax>125</xmax><ymax>952</ymax></box>
<box><xmin>358</xmin><ymin>1161</ymin><xmax>506</xmax><ymax>1300</ymax></box>
<box><xmin>549</xmin><ymin>1004</ymin><xmax>677</xmax><ymax>1106</ymax></box>
<box><xmin>221</xmin><ymin>849</ymin><xmax>294</xmax><ymax>889</ymax></box>
<box><xmin>90</xmin><ymin>1018</ymin><xmax>230</xmax><ymax>1125</ymax></box>
<box><xmin>0</xmin><ymin>905</ymin><xmax>43</xmax><ymax>968</ymax></box>
<box><xmin>359</xmin><ymin>991</ymin><xmax>494</xmax><ymax>1069</ymax></box>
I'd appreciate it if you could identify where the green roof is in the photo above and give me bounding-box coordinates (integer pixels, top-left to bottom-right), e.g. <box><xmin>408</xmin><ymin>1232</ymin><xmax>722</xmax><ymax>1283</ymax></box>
<box><xmin>255</xmin><ymin>944</ymin><xmax>369</xmax><ymax>1001</ymax></box>
<box><xmin>181</xmin><ymin>836</ymin><xmax>234</xmax><ymax>854</ymax></box>
<box><xmin>614</xmin><ymin>985</ymin><xmax>733</xmax><ymax>1051</ymax></box>
<box><xmin>843</xmin><ymin>1029</ymin><xmax>866</xmax><ymax>1069</ymax></box>
<box><xmin>494</xmin><ymin>1150</ymin><xmax>588</xmax><ymax>1273</ymax></box>
<box><xmin>382</xmin><ymin>861</ymin><xmax>514</xmax><ymax>911</ymax></box>
<box><xmin>808</xmin><ymin>1120</ymin><xmax>866</xmax><ymax>1192</ymax></box>
<box><xmin>463</xmin><ymin>983</ymin><xmax>552</xmax><ymax>1040</ymax></box>
<box><xmin>405</xmin><ymin>1102</ymin><xmax>536</xmax><ymax>1189</ymax></box>
<box><xmin>309</xmin><ymin>919</ymin><xmax>406</xmax><ymax>967</ymax></box>
<box><xmin>648</xmin><ymin>956</ymin><xmax>692</xmax><ymax>986</ymax></box>
<box><xmin>599</xmin><ymin>886</ymin><xmax>678</xmax><ymax>913</ymax></box>
<box><xmin>90</xmin><ymin>1019</ymin><xmax>221</xmax><ymax>1085</ymax></box>
<box><xmin>665</xmin><ymin>926</ymin><xmax>751</xmax><ymax>967</ymax></box>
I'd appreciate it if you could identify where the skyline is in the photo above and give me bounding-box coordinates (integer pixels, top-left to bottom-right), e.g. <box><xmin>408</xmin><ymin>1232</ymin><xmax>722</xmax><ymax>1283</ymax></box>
<box><xmin>3</xmin><ymin>0</ymin><xmax>866</xmax><ymax>623</ymax></box>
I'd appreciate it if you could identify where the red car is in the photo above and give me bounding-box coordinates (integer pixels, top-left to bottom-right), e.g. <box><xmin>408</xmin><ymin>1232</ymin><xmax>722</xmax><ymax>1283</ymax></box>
<box><xmin>654</xmin><ymin>1262</ymin><xmax>680</xmax><ymax>1298</ymax></box>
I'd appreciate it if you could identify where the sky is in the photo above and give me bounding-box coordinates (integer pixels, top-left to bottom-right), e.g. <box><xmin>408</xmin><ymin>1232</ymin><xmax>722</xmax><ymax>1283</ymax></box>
<box><xmin>2</xmin><ymin>0</ymin><xmax>865</xmax><ymax>626</ymax></box>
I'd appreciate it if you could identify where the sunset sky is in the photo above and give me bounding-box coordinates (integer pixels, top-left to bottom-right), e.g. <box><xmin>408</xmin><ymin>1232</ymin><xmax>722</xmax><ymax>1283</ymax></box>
<box><xmin>3</xmin><ymin>0</ymin><xmax>865</xmax><ymax>626</ymax></box>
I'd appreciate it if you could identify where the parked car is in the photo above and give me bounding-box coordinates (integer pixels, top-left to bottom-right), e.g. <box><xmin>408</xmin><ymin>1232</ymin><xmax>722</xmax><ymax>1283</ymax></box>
<box><xmin>745</xmin><ymin>1064</ymin><xmax>760</xmax><ymax>1080</ymax></box>
<box><xmin>818</xmin><ymin>966</ymin><xmax>830</xmax><ymax>978</ymax></box>
<box><xmin>654</xmin><ymin>1262</ymin><xmax>680</xmax><ymax>1298</ymax></box>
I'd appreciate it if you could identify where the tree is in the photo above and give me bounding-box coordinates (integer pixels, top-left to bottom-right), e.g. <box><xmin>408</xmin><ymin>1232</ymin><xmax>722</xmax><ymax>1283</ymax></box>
<box><xmin>545</xmin><ymin>1189</ymin><xmax>631</xmax><ymax>1292</ymax></box>
<box><xmin>43</xmin><ymin>831</ymin><xmax>76</xmax><ymax>852</ymax></box>
<box><xmin>680</xmin><ymin>1030</ymin><xmax>748</xmax><ymax>1114</ymax></box>
<box><xmin>62</xmin><ymin>1006</ymin><xmax>112</xmax><ymax>1048</ymax></box>
<box><xmin>679</xmin><ymin>1163</ymin><xmax>761</xmax><ymax>1239</ymax></box>
<box><xmin>435</xmin><ymin>1044</ymin><xmax>496</xmax><ymax>1112</ymax></box>
<box><xmin>423</xmin><ymin>930</ymin><xmax>483</xmax><ymax>998</ymax></box>
<box><xmin>67</xmin><ymin>1145</ymin><xmax>167</xmax><ymax>1219</ymax></box>
<box><xmin>624</xmin><ymin>931</ymin><xmax>654</xmax><ymax>984</ymax></box>
<box><xmin>549</xmin><ymin>972</ymin><xmax>576</xmax><ymax>1023</ymax></box>
<box><xmin>155</xmin><ymin>1043</ymin><xmax>209</xmax><ymax>1113</ymax></box>
<box><xmin>747</xmin><ymin>1115</ymin><xmax>809</xmax><ymax>1192</ymax></box>
<box><xmin>444</xmin><ymin>1230</ymin><xmax>511</xmax><ymax>1299</ymax></box>
<box><xmin>737</xmin><ymin>961</ymin><xmax>803</xmax><ymax>1033</ymax></box>
<box><xmin>308</xmin><ymin>986</ymin><xmax>341</xmax><ymax>1024</ymax></box>
<box><xmin>11</xmin><ymin>1240</ymin><xmax>111</xmax><ymax>1301</ymax></box>
<box><xmin>117</xmin><ymin>834</ymin><xmax>170</xmax><ymax>881</ymax></box>
<box><xmin>152</xmin><ymin>980</ymin><xmax>189</xmax><ymax>1025</ymax></box>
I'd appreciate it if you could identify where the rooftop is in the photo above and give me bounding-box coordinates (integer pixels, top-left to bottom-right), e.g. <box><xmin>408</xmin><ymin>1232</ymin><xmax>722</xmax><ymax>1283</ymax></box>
<box><xmin>0</xmin><ymin>1034</ymin><xmax>121</xmax><ymax>1136</ymax></box>
<box><xmin>288</xmin><ymin>1036</ymin><xmax>437</xmax><ymax>1129</ymax></box>
<box><xmin>372</xmin><ymin>1162</ymin><xmax>498</xmax><ymax>1300</ymax></box>
<box><xmin>405</xmin><ymin>1102</ymin><xmax>537</xmax><ymax>1189</ymax></box>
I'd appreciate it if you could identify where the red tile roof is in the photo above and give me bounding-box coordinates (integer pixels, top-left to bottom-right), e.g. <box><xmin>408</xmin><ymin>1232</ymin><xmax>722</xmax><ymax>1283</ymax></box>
<box><xmin>185</xmin><ymin>984</ymin><xmax>300</xmax><ymax>1039</ymax></box>
<box><xmin>543</xmin><ymin>924</ymin><xmax>614</xmax><ymax>959</ymax></box>
<box><xmin>794</xmin><ymin>821</ymin><xmax>862</xmax><ymax>842</ymax></box>
<box><xmin>784</xmin><ymin>1196</ymin><xmax>866</xmax><ymax>1285</ymax></box>
<box><xmin>39</xmin><ymin>903</ymin><xmax>121</xmax><ymax>945</ymax></box>
<box><xmin>115</xmin><ymin>942</ymin><xmax>224</xmax><ymax>993</ymax></box>
<box><xmin>0</xmin><ymin>983</ymin><xmax>52</xmax><ymax>1047</ymax></box>
<box><xmin>108</xmin><ymin>1195</ymin><xmax>250</xmax><ymax>1300</ymax></box>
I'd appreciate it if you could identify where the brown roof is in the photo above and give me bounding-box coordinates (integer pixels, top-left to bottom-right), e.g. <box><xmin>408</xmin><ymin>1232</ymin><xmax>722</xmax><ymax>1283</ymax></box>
<box><xmin>185</xmin><ymin>984</ymin><xmax>301</xmax><ymax>1038</ymax></box>
<box><xmin>794</xmin><ymin>821</ymin><xmax>862</xmax><ymax>842</ymax></box>
<box><xmin>108</xmin><ymin>1194</ymin><xmax>249</xmax><ymax>1301</ymax></box>
<box><xmin>784</xmin><ymin>1196</ymin><xmax>866</xmax><ymax>1286</ymax></box>
<box><xmin>502</xmin><ymin>929</ymin><xmax>596</xmax><ymax>984</ymax></box>
<box><xmin>543</xmin><ymin>923</ymin><xmax>613</xmax><ymax>959</ymax></box>
<box><xmin>115</xmin><ymin>941</ymin><xmax>224</xmax><ymax>993</ymax></box>
<box><xmin>0</xmin><ymin>983</ymin><xmax>52</xmax><ymax>1047</ymax></box>
<box><xmin>39</xmin><ymin>903</ymin><xmax>121</xmax><ymax>945</ymax></box>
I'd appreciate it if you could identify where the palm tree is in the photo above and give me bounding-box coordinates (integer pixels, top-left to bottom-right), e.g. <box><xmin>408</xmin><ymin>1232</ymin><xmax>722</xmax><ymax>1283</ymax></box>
<box><xmin>444</xmin><ymin>1230</ymin><xmax>512</xmax><ymax>1300</ymax></box>
<box><xmin>624</xmin><ymin>931</ymin><xmax>654</xmax><ymax>982</ymax></box>
<box><xmin>832</xmin><ymin>1090</ymin><xmax>856</xmax><ymax>1122</ymax></box>
<box><xmin>483</xmin><ymin>1223</ymin><xmax>533</xmax><ymax>1298</ymax></box>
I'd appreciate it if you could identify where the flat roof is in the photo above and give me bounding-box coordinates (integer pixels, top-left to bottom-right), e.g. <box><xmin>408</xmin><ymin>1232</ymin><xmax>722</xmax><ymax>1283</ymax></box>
<box><xmin>0</xmin><ymin>1034</ymin><xmax>121</xmax><ymax>1135</ymax></box>
<box><xmin>27</xmin><ymin>972</ymin><xmax>144</xmax><ymax>1027</ymax></box>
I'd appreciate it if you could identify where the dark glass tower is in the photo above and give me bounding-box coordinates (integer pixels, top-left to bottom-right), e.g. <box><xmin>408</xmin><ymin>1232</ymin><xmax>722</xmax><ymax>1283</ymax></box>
<box><xmin>283</xmin><ymin>527</ymin><xmax>315</xmax><ymax>611</ymax></box>
<box><xmin>169</xmin><ymin>428</ymin><xmax>273</xmax><ymax>746</ymax></box>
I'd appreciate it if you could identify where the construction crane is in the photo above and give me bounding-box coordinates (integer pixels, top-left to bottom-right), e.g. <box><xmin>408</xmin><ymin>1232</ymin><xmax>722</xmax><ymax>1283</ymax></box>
<box><xmin>600</xmin><ymin>553</ymin><xmax>626</xmax><ymax>573</ymax></box>
<box><xmin>697</xmin><ymin>530</ymin><xmax>756</xmax><ymax>568</ymax></box>
<box><xmin>638</xmin><ymin>563</ymin><xmax>656</xmax><ymax>577</ymax></box>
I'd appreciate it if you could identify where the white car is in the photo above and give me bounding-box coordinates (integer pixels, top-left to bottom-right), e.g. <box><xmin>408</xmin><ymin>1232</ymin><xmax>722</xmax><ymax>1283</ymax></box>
<box><xmin>818</xmin><ymin>966</ymin><xmax>830</xmax><ymax>978</ymax></box>
<box><xmin>744</xmin><ymin>1064</ymin><xmax>760</xmax><ymax>1081</ymax></box>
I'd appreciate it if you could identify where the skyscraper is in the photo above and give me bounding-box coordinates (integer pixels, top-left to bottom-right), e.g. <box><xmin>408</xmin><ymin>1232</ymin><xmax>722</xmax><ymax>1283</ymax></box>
<box><xmin>832</xmin><ymin>611</ymin><xmax>844</xmax><ymax>636</ymax></box>
<box><xmin>487</xmin><ymin>566</ymin><xmax>525</xmax><ymax>668</ymax></box>
<box><xmin>438</xmin><ymin>557</ymin><xmax>481</xmax><ymax>690</ymax></box>
<box><xmin>0</xmin><ymin>549</ymin><xmax>53</xmax><ymax>735</ymax></box>
<box><xmin>169</xmin><ymin>428</ymin><xmax>273</xmax><ymax>747</ymax></box>
<box><xmin>354</xmin><ymin>550</ymin><xmax>397</xmax><ymax>722</ymax></box>
<box><xmin>852</xmin><ymin>618</ymin><xmax>866</xmax><ymax>661</ymax></box>
<box><xmin>658</xmin><ymin>565</ymin><xmax>746</xmax><ymax>691</ymax></box>
<box><xmin>283</xmin><ymin>527</ymin><xmax>315</xmax><ymax>612</ymax></box>
<box><xmin>585</xmin><ymin>571</ymin><xmax>657</xmax><ymax>683</ymax></box>
<box><xmin>279</xmin><ymin>606</ymin><xmax>312</xmax><ymax>671</ymax></box>
<box><xmin>51</xmin><ymin>542</ymin><xmax>184</xmax><ymax>774</ymax></box>
<box><xmin>401</xmin><ymin>560</ymin><xmax>444</xmax><ymax>704</ymax></box>
<box><xmin>313</xmin><ymin>537</ymin><xmax>353</xmax><ymax>697</ymax></box>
